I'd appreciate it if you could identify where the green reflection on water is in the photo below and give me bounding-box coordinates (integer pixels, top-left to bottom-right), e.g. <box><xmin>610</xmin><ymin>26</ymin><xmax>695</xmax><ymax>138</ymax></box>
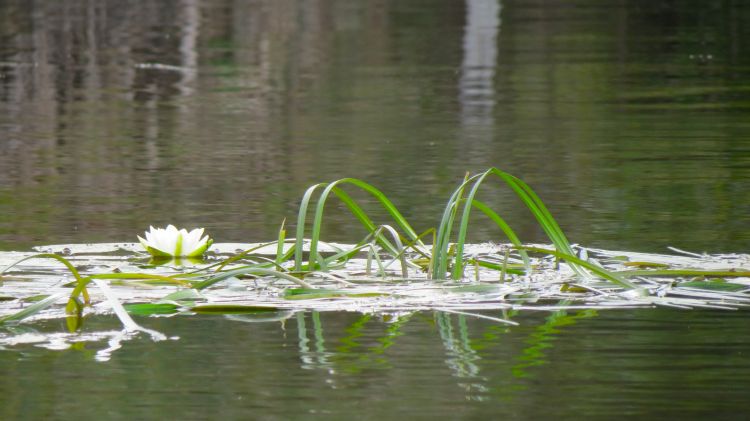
<box><xmin>512</xmin><ymin>308</ymin><xmax>599</xmax><ymax>379</ymax></box>
<box><xmin>0</xmin><ymin>308</ymin><xmax>749</xmax><ymax>418</ymax></box>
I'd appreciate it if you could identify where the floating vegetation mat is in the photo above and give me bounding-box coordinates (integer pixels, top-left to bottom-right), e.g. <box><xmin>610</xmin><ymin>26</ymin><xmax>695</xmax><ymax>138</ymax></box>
<box><xmin>1</xmin><ymin>242</ymin><xmax>749</xmax><ymax>323</ymax></box>
<box><xmin>1</xmin><ymin>167</ymin><xmax>749</xmax><ymax>359</ymax></box>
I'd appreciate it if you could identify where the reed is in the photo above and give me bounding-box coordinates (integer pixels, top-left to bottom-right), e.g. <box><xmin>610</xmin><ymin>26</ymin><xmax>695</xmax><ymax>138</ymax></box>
<box><xmin>2</xmin><ymin>167</ymin><xmax>749</xmax><ymax>332</ymax></box>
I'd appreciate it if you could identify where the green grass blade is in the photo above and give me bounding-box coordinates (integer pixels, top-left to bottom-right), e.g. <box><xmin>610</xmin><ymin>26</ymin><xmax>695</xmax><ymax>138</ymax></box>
<box><xmin>190</xmin><ymin>305</ymin><xmax>280</xmax><ymax>314</ymax></box>
<box><xmin>284</xmin><ymin>288</ymin><xmax>389</xmax><ymax>300</ymax></box>
<box><xmin>215</xmin><ymin>241</ymin><xmax>284</xmax><ymax>272</ymax></box>
<box><xmin>432</xmin><ymin>174</ymin><xmax>480</xmax><ymax>279</ymax></box>
<box><xmin>89</xmin><ymin>273</ymin><xmax>191</xmax><ymax>287</ymax></box>
<box><xmin>306</xmin><ymin>178</ymin><xmax>421</xmax><ymax>271</ymax></box>
<box><xmin>123</xmin><ymin>303</ymin><xmax>181</xmax><ymax>316</ymax></box>
<box><xmin>276</xmin><ymin>218</ymin><xmax>287</xmax><ymax>264</ymax></box>
<box><xmin>618</xmin><ymin>269</ymin><xmax>750</xmax><ymax>278</ymax></box>
<box><xmin>452</xmin><ymin>171</ymin><xmax>493</xmax><ymax>279</ymax></box>
<box><xmin>519</xmin><ymin>246</ymin><xmax>640</xmax><ymax>290</ymax></box>
<box><xmin>295</xmin><ymin>183</ymin><xmax>326</xmax><ymax>271</ymax></box>
<box><xmin>2</xmin><ymin>253</ymin><xmax>92</xmax><ymax>303</ymax></box>
<box><xmin>490</xmin><ymin>169</ymin><xmax>575</xmax><ymax>255</ymax></box>
<box><xmin>193</xmin><ymin>266</ymin><xmax>314</xmax><ymax>290</ymax></box>
<box><xmin>442</xmin><ymin>168</ymin><xmax>585</xmax><ymax>280</ymax></box>
<box><xmin>471</xmin><ymin>200</ymin><xmax>530</xmax><ymax>268</ymax></box>
<box><xmin>0</xmin><ymin>293</ymin><xmax>67</xmax><ymax>324</ymax></box>
<box><xmin>330</xmin><ymin>187</ymin><xmax>399</xmax><ymax>255</ymax></box>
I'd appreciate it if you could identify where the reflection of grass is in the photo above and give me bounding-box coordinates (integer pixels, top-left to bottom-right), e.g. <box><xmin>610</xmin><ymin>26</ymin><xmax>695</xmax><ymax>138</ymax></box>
<box><xmin>512</xmin><ymin>308</ymin><xmax>598</xmax><ymax>379</ymax></box>
<box><xmin>437</xmin><ymin>312</ymin><xmax>484</xmax><ymax>384</ymax></box>
<box><xmin>297</xmin><ymin>312</ymin><xmax>330</xmax><ymax>369</ymax></box>
<box><xmin>329</xmin><ymin>313</ymin><xmax>414</xmax><ymax>373</ymax></box>
<box><xmin>291</xmin><ymin>309</ymin><xmax>600</xmax><ymax>400</ymax></box>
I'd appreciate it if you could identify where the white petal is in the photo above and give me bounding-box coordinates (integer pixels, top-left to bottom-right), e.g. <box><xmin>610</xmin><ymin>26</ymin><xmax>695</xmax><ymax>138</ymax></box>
<box><xmin>183</xmin><ymin>228</ymin><xmax>204</xmax><ymax>253</ymax></box>
<box><xmin>155</xmin><ymin>228</ymin><xmax>177</xmax><ymax>255</ymax></box>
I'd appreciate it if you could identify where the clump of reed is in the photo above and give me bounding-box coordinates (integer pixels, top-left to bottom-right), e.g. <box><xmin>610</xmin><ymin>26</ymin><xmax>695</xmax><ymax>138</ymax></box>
<box><xmin>1</xmin><ymin>167</ymin><xmax>749</xmax><ymax>333</ymax></box>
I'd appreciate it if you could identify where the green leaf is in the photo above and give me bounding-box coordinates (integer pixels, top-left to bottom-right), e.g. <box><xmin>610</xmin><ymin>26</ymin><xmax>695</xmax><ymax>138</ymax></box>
<box><xmin>22</xmin><ymin>294</ymin><xmax>51</xmax><ymax>303</ymax></box>
<box><xmin>65</xmin><ymin>297</ymin><xmax>84</xmax><ymax>332</ymax></box>
<box><xmin>190</xmin><ymin>305</ymin><xmax>280</xmax><ymax>314</ymax></box>
<box><xmin>0</xmin><ymin>293</ymin><xmax>66</xmax><ymax>324</ymax></box>
<box><xmin>623</xmin><ymin>261</ymin><xmax>670</xmax><ymax>269</ymax></box>
<box><xmin>520</xmin><ymin>246</ymin><xmax>640</xmax><ymax>290</ymax></box>
<box><xmin>123</xmin><ymin>303</ymin><xmax>181</xmax><ymax>316</ymax></box>
<box><xmin>284</xmin><ymin>288</ymin><xmax>389</xmax><ymax>300</ymax></box>
<box><xmin>158</xmin><ymin>289</ymin><xmax>206</xmax><ymax>304</ymax></box>
<box><xmin>678</xmin><ymin>280</ymin><xmax>747</xmax><ymax>292</ymax></box>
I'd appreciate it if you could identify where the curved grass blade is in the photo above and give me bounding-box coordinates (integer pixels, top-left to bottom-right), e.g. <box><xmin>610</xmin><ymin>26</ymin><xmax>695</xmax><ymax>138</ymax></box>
<box><xmin>2</xmin><ymin>253</ymin><xmax>91</xmax><ymax>303</ymax></box>
<box><xmin>310</xmin><ymin>178</ymin><xmax>418</xmax><ymax>268</ymax></box>
<box><xmin>436</xmin><ymin>168</ymin><xmax>583</xmax><ymax>281</ymax></box>
<box><xmin>0</xmin><ymin>293</ymin><xmax>67</xmax><ymax>325</ymax></box>
<box><xmin>215</xmin><ymin>241</ymin><xmax>284</xmax><ymax>272</ymax></box>
<box><xmin>65</xmin><ymin>295</ymin><xmax>85</xmax><ymax>332</ymax></box>
<box><xmin>519</xmin><ymin>246</ymin><xmax>640</xmax><ymax>291</ymax></box>
<box><xmin>471</xmin><ymin>200</ymin><xmax>530</xmax><ymax>269</ymax></box>
<box><xmin>356</xmin><ymin>224</ymin><xmax>411</xmax><ymax>278</ymax></box>
<box><xmin>328</xmin><ymin>187</ymin><xmax>416</xmax><ymax>258</ymax></box>
<box><xmin>432</xmin><ymin>173</ymin><xmax>479</xmax><ymax>279</ymax></box>
<box><xmin>295</xmin><ymin>183</ymin><xmax>326</xmax><ymax>271</ymax></box>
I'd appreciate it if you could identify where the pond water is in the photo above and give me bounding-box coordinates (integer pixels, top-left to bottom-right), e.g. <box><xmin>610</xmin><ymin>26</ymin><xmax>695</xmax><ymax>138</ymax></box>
<box><xmin>1</xmin><ymin>309</ymin><xmax>749</xmax><ymax>419</ymax></box>
<box><xmin>1</xmin><ymin>0</ymin><xmax>750</xmax><ymax>418</ymax></box>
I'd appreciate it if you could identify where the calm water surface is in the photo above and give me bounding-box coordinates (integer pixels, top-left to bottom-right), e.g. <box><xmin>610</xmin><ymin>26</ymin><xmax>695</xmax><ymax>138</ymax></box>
<box><xmin>2</xmin><ymin>309</ymin><xmax>750</xmax><ymax>419</ymax></box>
<box><xmin>1</xmin><ymin>0</ymin><xmax>750</xmax><ymax>418</ymax></box>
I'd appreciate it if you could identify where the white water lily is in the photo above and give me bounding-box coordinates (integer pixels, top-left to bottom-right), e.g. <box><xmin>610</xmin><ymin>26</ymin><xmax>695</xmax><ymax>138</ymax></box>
<box><xmin>138</xmin><ymin>225</ymin><xmax>213</xmax><ymax>258</ymax></box>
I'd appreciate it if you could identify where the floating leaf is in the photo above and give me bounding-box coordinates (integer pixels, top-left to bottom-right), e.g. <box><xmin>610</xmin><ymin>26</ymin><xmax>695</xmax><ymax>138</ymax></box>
<box><xmin>561</xmin><ymin>283</ymin><xmax>589</xmax><ymax>293</ymax></box>
<box><xmin>190</xmin><ymin>305</ymin><xmax>280</xmax><ymax>314</ymax></box>
<box><xmin>447</xmin><ymin>284</ymin><xmax>503</xmax><ymax>294</ymax></box>
<box><xmin>159</xmin><ymin>289</ymin><xmax>206</xmax><ymax>304</ymax></box>
<box><xmin>678</xmin><ymin>280</ymin><xmax>747</xmax><ymax>292</ymax></box>
<box><xmin>123</xmin><ymin>303</ymin><xmax>181</xmax><ymax>316</ymax></box>
<box><xmin>23</xmin><ymin>294</ymin><xmax>51</xmax><ymax>303</ymax></box>
<box><xmin>284</xmin><ymin>288</ymin><xmax>389</xmax><ymax>300</ymax></box>
<box><xmin>623</xmin><ymin>261</ymin><xmax>670</xmax><ymax>269</ymax></box>
<box><xmin>225</xmin><ymin>311</ymin><xmax>296</xmax><ymax>323</ymax></box>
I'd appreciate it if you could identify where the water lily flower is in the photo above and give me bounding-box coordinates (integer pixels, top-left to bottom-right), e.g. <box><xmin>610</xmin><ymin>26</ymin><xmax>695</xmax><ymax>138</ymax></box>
<box><xmin>138</xmin><ymin>225</ymin><xmax>213</xmax><ymax>258</ymax></box>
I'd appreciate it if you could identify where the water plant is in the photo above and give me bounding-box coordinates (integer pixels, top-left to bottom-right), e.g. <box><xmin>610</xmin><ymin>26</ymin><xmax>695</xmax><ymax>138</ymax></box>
<box><xmin>138</xmin><ymin>225</ymin><xmax>213</xmax><ymax>258</ymax></box>
<box><xmin>1</xmin><ymin>168</ymin><xmax>749</xmax><ymax>358</ymax></box>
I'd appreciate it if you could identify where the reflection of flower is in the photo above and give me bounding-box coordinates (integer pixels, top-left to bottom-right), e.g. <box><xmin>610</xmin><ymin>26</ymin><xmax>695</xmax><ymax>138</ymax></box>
<box><xmin>138</xmin><ymin>225</ymin><xmax>213</xmax><ymax>258</ymax></box>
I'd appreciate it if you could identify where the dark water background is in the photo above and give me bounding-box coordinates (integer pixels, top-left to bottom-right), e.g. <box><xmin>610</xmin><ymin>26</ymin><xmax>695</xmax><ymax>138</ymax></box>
<box><xmin>1</xmin><ymin>0</ymin><xmax>750</xmax><ymax>418</ymax></box>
